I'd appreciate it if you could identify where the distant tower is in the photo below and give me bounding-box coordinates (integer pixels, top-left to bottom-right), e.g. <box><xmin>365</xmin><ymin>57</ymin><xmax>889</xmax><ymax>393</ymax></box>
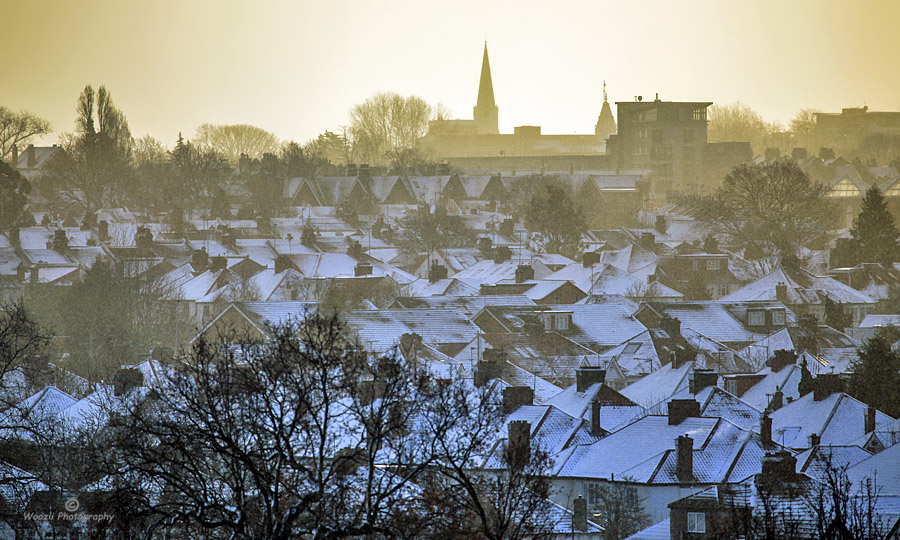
<box><xmin>595</xmin><ymin>80</ymin><xmax>617</xmax><ymax>139</ymax></box>
<box><xmin>473</xmin><ymin>42</ymin><xmax>499</xmax><ymax>135</ymax></box>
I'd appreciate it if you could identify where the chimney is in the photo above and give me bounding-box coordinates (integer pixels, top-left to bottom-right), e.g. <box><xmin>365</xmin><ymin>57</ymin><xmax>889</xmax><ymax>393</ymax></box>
<box><xmin>477</xmin><ymin>237</ymin><xmax>492</xmax><ymax>253</ymax></box>
<box><xmin>809</xmin><ymin>433</ymin><xmax>820</xmax><ymax>448</ymax></box>
<box><xmin>582</xmin><ymin>251</ymin><xmax>600</xmax><ymax>267</ymax></box>
<box><xmin>689</xmin><ymin>369</ymin><xmax>718</xmax><ymax>394</ymax></box>
<box><xmin>676</xmin><ymin>435</ymin><xmax>693</xmax><ymax>482</ymax></box>
<box><xmin>494</xmin><ymin>246</ymin><xmax>512</xmax><ymax>263</ymax></box>
<box><xmin>576</xmin><ymin>366</ymin><xmax>606</xmax><ymax>392</ymax></box>
<box><xmin>767</xmin><ymin>349</ymin><xmax>796</xmax><ymax>372</ymax></box>
<box><xmin>761</xmin><ymin>451</ymin><xmax>798</xmax><ymax>485</ymax></box>
<box><xmin>274</xmin><ymin>254</ymin><xmax>294</xmax><ymax>274</ymax></box>
<box><xmin>98</xmin><ymin>220</ymin><xmax>109</xmax><ymax>242</ymax></box>
<box><xmin>11</xmin><ymin>143</ymin><xmax>18</xmax><ymax>168</ymax></box>
<box><xmin>209</xmin><ymin>256</ymin><xmax>227</xmax><ymax>272</ymax></box>
<box><xmin>499</xmin><ymin>218</ymin><xmax>515</xmax><ymax>238</ymax></box>
<box><xmin>26</xmin><ymin>144</ymin><xmax>36</xmax><ymax>168</ymax></box>
<box><xmin>640</xmin><ymin>232</ymin><xmax>655</xmax><ymax>249</ymax></box>
<box><xmin>502</xmin><ymin>386</ymin><xmax>534</xmax><ymax>414</ymax></box>
<box><xmin>474</xmin><ymin>348</ymin><xmax>505</xmax><ymax>387</ymax></box>
<box><xmin>769</xmin><ymin>389</ymin><xmax>784</xmax><ymax>411</ymax></box>
<box><xmin>668</xmin><ymin>399</ymin><xmax>700</xmax><ymax>425</ymax></box>
<box><xmin>191</xmin><ymin>249</ymin><xmax>209</xmax><ymax>271</ymax></box>
<box><xmin>660</xmin><ymin>316</ymin><xmax>681</xmax><ymax>338</ymax></box>
<box><xmin>775</xmin><ymin>282</ymin><xmax>788</xmax><ymax>304</ymax></box>
<box><xmin>507</xmin><ymin>420</ymin><xmax>531</xmax><ymax>470</ymax></box>
<box><xmin>591</xmin><ymin>400</ymin><xmax>604</xmax><ymax>437</ymax></box>
<box><xmin>813</xmin><ymin>373</ymin><xmax>844</xmax><ymax>401</ymax></box>
<box><xmin>761</xmin><ymin>413</ymin><xmax>773</xmax><ymax>446</ymax></box>
<box><xmin>515</xmin><ymin>264</ymin><xmax>534</xmax><ymax>283</ymax></box>
<box><xmin>865</xmin><ymin>405</ymin><xmax>876</xmax><ymax>433</ymax></box>
<box><xmin>354</xmin><ymin>263</ymin><xmax>373</xmax><ymax>277</ymax></box>
<box><xmin>428</xmin><ymin>262</ymin><xmax>448</xmax><ymax>283</ymax></box>
<box><xmin>573</xmin><ymin>495</ymin><xmax>588</xmax><ymax>532</ymax></box>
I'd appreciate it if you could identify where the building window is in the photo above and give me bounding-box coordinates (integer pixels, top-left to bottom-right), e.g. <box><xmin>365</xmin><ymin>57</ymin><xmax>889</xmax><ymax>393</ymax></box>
<box><xmin>691</xmin><ymin>260</ymin><xmax>700</xmax><ymax>271</ymax></box>
<box><xmin>772</xmin><ymin>309</ymin><xmax>786</xmax><ymax>326</ymax></box>
<box><xmin>555</xmin><ymin>314</ymin><xmax>569</xmax><ymax>331</ymax></box>
<box><xmin>585</xmin><ymin>483</ymin><xmax>603</xmax><ymax>507</ymax></box>
<box><xmin>748</xmin><ymin>310</ymin><xmax>765</xmax><ymax>326</ymax></box>
<box><xmin>725</xmin><ymin>379</ymin><xmax>738</xmax><ymax>395</ymax></box>
<box><xmin>691</xmin><ymin>108</ymin><xmax>707</xmax><ymax>121</ymax></box>
<box><xmin>706</xmin><ymin>259</ymin><xmax>720</xmax><ymax>271</ymax></box>
<box><xmin>687</xmin><ymin>512</ymin><xmax>706</xmax><ymax>533</ymax></box>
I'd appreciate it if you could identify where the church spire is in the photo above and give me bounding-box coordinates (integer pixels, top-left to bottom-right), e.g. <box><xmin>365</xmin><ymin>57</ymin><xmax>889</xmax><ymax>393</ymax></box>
<box><xmin>473</xmin><ymin>42</ymin><xmax>499</xmax><ymax>134</ymax></box>
<box><xmin>595</xmin><ymin>80</ymin><xmax>617</xmax><ymax>140</ymax></box>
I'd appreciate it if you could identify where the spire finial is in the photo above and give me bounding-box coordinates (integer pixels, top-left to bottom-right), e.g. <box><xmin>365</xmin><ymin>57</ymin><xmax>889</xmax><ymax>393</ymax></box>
<box><xmin>603</xmin><ymin>80</ymin><xmax>607</xmax><ymax>103</ymax></box>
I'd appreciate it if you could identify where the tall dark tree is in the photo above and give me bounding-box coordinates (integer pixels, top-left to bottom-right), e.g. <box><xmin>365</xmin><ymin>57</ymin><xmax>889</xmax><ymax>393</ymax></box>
<box><xmin>848</xmin><ymin>332</ymin><xmax>900</xmax><ymax>417</ymax></box>
<box><xmin>398</xmin><ymin>205</ymin><xmax>475</xmax><ymax>255</ymax></box>
<box><xmin>679</xmin><ymin>159</ymin><xmax>835</xmax><ymax>258</ymax></box>
<box><xmin>824</xmin><ymin>297</ymin><xmax>852</xmax><ymax>332</ymax></box>
<box><xmin>48</xmin><ymin>85</ymin><xmax>134</xmax><ymax>211</ymax></box>
<box><xmin>0</xmin><ymin>160</ymin><xmax>32</xmax><ymax>230</ymax></box>
<box><xmin>847</xmin><ymin>186</ymin><xmax>900</xmax><ymax>265</ymax></box>
<box><xmin>525</xmin><ymin>178</ymin><xmax>588</xmax><ymax>259</ymax></box>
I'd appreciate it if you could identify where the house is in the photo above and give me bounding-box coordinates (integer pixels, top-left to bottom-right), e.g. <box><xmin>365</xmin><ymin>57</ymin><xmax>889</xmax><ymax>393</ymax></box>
<box><xmin>552</xmin><ymin>398</ymin><xmax>787</xmax><ymax>522</ymax></box>
<box><xmin>719</xmin><ymin>265</ymin><xmax>876</xmax><ymax>326</ymax></box>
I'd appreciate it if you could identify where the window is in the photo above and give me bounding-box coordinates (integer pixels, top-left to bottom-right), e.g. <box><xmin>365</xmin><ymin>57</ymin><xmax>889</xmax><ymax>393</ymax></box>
<box><xmin>691</xmin><ymin>260</ymin><xmax>700</xmax><ymax>271</ymax></box>
<box><xmin>828</xmin><ymin>178</ymin><xmax>860</xmax><ymax>198</ymax></box>
<box><xmin>555</xmin><ymin>314</ymin><xmax>569</xmax><ymax>331</ymax></box>
<box><xmin>623</xmin><ymin>343</ymin><xmax>642</xmax><ymax>354</ymax></box>
<box><xmin>687</xmin><ymin>512</ymin><xmax>706</xmax><ymax>533</ymax></box>
<box><xmin>691</xmin><ymin>108</ymin><xmax>707</xmax><ymax>121</ymax></box>
<box><xmin>725</xmin><ymin>379</ymin><xmax>738</xmax><ymax>395</ymax></box>
<box><xmin>748</xmin><ymin>310</ymin><xmax>765</xmax><ymax>326</ymax></box>
<box><xmin>585</xmin><ymin>483</ymin><xmax>603</xmax><ymax>507</ymax></box>
<box><xmin>772</xmin><ymin>309</ymin><xmax>786</xmax><ymax>326</ymax></box>
<box><xmin>706</xmin><ymin>259</ymin><xmax>720</xmax><ymax>271</ymax></box>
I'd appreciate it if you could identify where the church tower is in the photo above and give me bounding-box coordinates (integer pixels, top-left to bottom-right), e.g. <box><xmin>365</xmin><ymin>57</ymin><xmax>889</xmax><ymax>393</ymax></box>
<box><xmin>595</xmin><ymin>80</ymin><xmax>617</xmax><ymax>140</ymax></box>
<box><xmin>473</xmin><ymin>43</ymin><xmax>499</xmax><ymax>134</ymax></box>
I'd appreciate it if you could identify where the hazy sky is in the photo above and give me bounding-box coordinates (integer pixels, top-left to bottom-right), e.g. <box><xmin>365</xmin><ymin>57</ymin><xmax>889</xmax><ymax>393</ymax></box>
<box><xmin>4</xmin><ymin>0</ymin><xmax>899</xmax><ymax>149</ymax></box>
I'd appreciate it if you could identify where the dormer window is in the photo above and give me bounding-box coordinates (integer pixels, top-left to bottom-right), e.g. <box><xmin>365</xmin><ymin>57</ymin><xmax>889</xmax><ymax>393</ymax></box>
<box><xmin>772</xmin><ymin>309</ymin><xmax>786</xmax><ymax>326</ymax></box>
<box><xmin>538</xmin><ymin>311</ymin><xmax>573</xmax><ymax>332</ymax></box>
<box><xmin>748</xmin><ymin>310</ymin><xmax>765</xmax><ymax>326</ymax></box>
<box><xmin>706</xmin><ymin>259</ymin><xmax>720</xmax><ymax>271</ymax></box>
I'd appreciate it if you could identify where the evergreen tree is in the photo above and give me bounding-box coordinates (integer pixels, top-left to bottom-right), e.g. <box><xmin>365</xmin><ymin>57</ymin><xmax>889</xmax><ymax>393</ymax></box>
<box><xmin>848</xmin><ymin>186</ymin><xmax>900</xmax><ymax>265</ymax></box>
<box><xmin>824</xmin><ymin>297</ymin><xmax>852</xmax><ymax>331</ymax></box>
<box><xmin>848</xmin><ymin>333</ymin><xmax>900</xmax><ymax>417</ymax></box>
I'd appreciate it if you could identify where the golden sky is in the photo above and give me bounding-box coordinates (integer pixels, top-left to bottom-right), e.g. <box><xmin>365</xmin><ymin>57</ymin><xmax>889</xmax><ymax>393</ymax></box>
<box><xmin>3</xmin><ymin>0</ymin><xmax>899</xmax><ymax>148</ymax></box>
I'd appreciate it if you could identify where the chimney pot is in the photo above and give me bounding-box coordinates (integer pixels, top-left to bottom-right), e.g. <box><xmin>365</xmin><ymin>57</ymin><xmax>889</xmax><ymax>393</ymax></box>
<box><xmin>573</xmin><ymin>495</ymin><xmax>588</xmax><ymax>532</ymax></box>
<box><xmin>676</xmin><ymin>435</ymin><xmax>693</xmax><ymax>482</ymax></box>
<box><xmin>502</xmin><ymin>386</ymin><xmax>534</xmax><ymax>414</ymax></box>
<box><xmin>865</xmin><ymin>406</ymin><xmax>876</xmax><ymax>433</ymax></box>
<box><xmin>507</xmin><ymin>420</ymin><xmax>531</xmax><ymax>470</ymax></box>
<box><xmin>668</xmin><ymin>399</ymin><xmax>700</xmax><ymax>425</ymax></box>
<box><xmin>761</xmin><ymin>413</ymin><xmax>773</xmax><ymax>446</ymax></box>
<box><xmin>576</xmin><ymin>366</ymin><xmax>606</xmax><ymax>393</ymax></box>
<box><xmin>591</xmin><ymin>400</ymin><xmax>605</xmax><ymax>437</ymax></box>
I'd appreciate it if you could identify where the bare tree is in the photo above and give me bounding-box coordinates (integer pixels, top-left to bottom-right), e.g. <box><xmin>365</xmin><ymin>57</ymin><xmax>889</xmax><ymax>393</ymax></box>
<box><xmin>195</xmin><ymin>123</ymin><xmax>280</xmax><ymax>164</ymax></box>
<box><xmin>349</xmin><ymin>92</ymin><xmax>433</xmax><ymax>165</ymax></box>
<box><xmin>0</xmin><ymin>106</ymin><xmax>52</xmax><ymax>164</ymax></box>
